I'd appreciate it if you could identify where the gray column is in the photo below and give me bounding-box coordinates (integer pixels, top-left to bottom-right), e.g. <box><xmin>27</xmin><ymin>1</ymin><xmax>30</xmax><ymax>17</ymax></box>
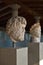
<box><xmin>10</xmin><ymin>4</ymin><xmax>20</xmax><ymax>17</ymax></box>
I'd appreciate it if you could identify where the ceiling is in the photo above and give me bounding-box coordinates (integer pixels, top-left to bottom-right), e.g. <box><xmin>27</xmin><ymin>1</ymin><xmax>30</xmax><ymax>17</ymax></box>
<box><xmin>0</xmin><ymin>0</ymin><xmax>43</xmax><ymax>32</ymax></box>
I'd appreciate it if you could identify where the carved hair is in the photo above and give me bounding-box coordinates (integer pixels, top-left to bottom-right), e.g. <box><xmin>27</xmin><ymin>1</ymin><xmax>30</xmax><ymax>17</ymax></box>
<box><xmin>30</xmin><ymin>22</ymin><xmax>41</xmax><ymax>42</ymax></box>
<box><xmin>6</xmin><ymin>16</ymin><xmax>27</xmax><ymax>42</ymax></box>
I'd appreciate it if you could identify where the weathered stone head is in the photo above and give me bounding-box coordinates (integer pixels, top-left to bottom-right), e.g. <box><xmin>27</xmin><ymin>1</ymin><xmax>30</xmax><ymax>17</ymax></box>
<box><xmin>6</xmin><ymin>16</ymin><xmax>27</xmax><ymax>42</ymax></box>
<box><xmin>30</xmin><ymin>16</ymin><xmax>41</xmax><ymax>43</ymax></box>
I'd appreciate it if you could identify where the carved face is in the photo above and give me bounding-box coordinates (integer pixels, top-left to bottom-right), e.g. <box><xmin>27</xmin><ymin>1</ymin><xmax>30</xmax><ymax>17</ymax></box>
<box><xmin>6</xmin><ymin>16</ymin><xmax>27</xmax><ymax>42</ymax></box>
<box><xmin>18</xmin><ymin>23</ymin><xmax>26</xmax><ymax>41</ymax></box>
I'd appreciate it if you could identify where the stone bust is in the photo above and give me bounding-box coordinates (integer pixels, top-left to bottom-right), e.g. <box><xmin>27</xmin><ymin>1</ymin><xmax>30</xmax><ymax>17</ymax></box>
<box><xmin>6</xmin><ymin>16</ymin><xmax>27</xmax><ymax>43</ymax></box>
<box><xmin>30</xmin><ymin>21</ymin><xmax>41</xmax><ymax>43</ymax></box>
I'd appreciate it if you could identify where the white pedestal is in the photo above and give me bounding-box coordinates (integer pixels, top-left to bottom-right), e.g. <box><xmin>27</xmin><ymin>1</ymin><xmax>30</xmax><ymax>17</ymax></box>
<box><xmin>39</xmin><ymin>43</ymin><xmax>43</xmax><ymax>65</ymax></box>
<box><xmin>16</xmin><ymin>47</ymin><xmax>28</xmax><ymax>65</ymax></box>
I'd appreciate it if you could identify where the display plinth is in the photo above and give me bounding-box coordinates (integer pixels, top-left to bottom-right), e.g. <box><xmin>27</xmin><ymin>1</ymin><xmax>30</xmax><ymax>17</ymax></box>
<box><xmin>0</xmin><ymin>43</ymin><xmax>39</xmax><ymax>65</ymax></box>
